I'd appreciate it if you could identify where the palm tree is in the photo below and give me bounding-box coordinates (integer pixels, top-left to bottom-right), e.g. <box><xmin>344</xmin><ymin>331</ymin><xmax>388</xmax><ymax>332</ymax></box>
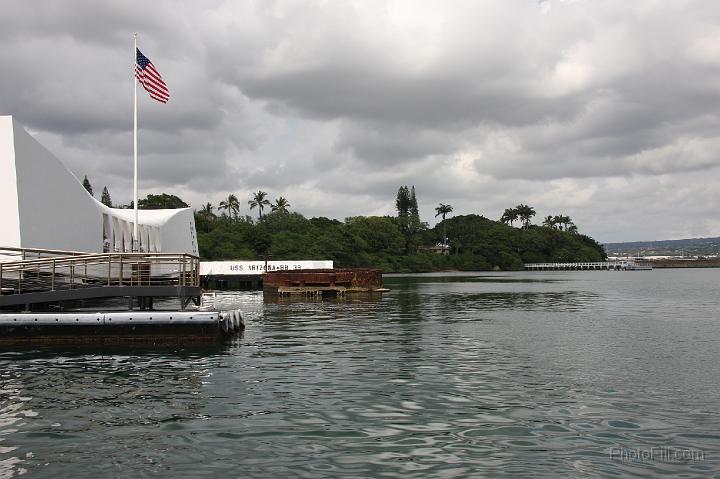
<box><xmin>515</xmin><ymin>204</ymin><xmax>536</xmax><ymax>229</ymax></box>
<box><xmin>248</xmin><ymin>190</ymin><xmax>271</xmax><ymax>219</ymax></box>
<box><xmin>200</xmin><ymin>202</ymin><xmax>215</xmax><ymax>218</ymax></box>
<box><xmin>197</xmin><ymin>202</ymin><xmax>216</xmax><ymax>232</ymax></box>
<box><xmin>542</xmin><ymin>215</ymin><xmax>556</xmax><ymax>228</ymax></box>
<box><xmin>435</xmin><ymin>203</ymin><xmax>453</xmax><ymax>246</ymax></box>
<box><xmin>219</xmin><ymin>194</ymin><xmax>240</xmax><ymax>219</ymax></box>
<box><xmin>271</xmin><ymin>196</ymin><xmax>291</xmax><ymax>213</ymax></box>
<box><xmin>551</xmin><ymin>214</ymin><xmax>573</xmax><ymax>231</ymax></box>
<box><xmin>500</xmin><ymin>208</ymin><xmax>519</xmax><ymax>227</ymax></box>
<box><xmin>218</xmin><ymin>198</ymin><xmax>229</xmax><ymax>218</ymax></box>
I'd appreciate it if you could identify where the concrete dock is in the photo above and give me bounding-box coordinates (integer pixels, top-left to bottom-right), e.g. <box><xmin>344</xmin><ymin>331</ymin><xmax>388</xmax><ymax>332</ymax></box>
<box><xmin>524</xmin><ymin>260</ymin><xmax>652</xmax><ymax>271</ymax></box>
<box><xmin>0</xmin><ymin>309</ymin><xmax>243</xmax><ymax>345</ymax></box>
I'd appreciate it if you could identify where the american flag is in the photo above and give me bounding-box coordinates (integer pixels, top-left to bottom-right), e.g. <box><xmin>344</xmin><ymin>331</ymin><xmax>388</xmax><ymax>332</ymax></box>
<box><xmin>135</xmin><ymin>48</ymin><xmax>170</xmax><ymax>103</ymax></box>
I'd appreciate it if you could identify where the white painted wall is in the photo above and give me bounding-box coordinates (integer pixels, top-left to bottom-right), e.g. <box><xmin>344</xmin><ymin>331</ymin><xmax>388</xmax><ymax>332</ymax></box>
<box><xmin>158</xmin><ymin>208</ymin><xmax>198</xmax><ymax>255</ymax></box>
<box><xmin>200</xmin><ymin>260</ymin><xmax>334</xmax><ymax>276</ymax></box>
<box><xmin>13</xmin><ymin>118</ymin><xmax>101</xmax><ymax>252</ymax></box>
<box><xmin>0</xmin><ymin>117</ymin><xmax>21</xmax><ymax>247</ymax></box>
<box><xmin>101</xmin><ymin>206</ymin><xmax>198</xmax><ymax>254</ymax></box>
<box><xmin>0</xmin><ymin>116</ymin><xmax>199</xmax><ymax>256</ymax></box>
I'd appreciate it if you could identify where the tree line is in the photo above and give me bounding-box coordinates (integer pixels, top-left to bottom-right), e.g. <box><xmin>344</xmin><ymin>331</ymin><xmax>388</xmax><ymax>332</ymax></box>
<box><xmin>193</xmin><ymin>185</ymin><xmax>605</xmax><ymax>272</ymax></box>
<box><xmin>82</xmin><ymin>176</ymin><xmax>113</xmax><ymax>207</ymax></box>
<box><xmin>500</xmin><ymin>204</ymin><xmax>578</xmax><ymax>232</ymax></box>
<box><xmin>199</xmin><ymin>191</ymin><xmax>291</xmax><ymax>222</ymax></box>
<box><xmin>82</xmin><ymin>176</ymin><xmax>606</xmax><ymax>271</ymax></box>
<box><xmin>82</xmin><ymin>177</ymin><xmax>188</xmax><ymax>210</ymax></box>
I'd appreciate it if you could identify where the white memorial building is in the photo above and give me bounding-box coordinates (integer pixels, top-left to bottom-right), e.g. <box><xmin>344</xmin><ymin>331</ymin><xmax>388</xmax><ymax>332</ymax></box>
<box><xmin>0</xmin><ymin>115</ymin><xmax>198</xmax><ymax>255</ymax></box>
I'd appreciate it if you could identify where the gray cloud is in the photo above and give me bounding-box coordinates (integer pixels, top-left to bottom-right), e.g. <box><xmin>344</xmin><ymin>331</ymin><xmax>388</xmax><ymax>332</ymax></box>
<box><xmin>2</xmin><ymin>0</ymin><xmax>720</xmax><ymax>241</ymax></box>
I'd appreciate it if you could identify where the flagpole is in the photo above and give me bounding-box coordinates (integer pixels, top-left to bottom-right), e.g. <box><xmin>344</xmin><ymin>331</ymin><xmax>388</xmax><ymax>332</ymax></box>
<box><xmin>133</xmin><ymin>33</ymin><xmax>139</xmax><ymax>252</ymax></box>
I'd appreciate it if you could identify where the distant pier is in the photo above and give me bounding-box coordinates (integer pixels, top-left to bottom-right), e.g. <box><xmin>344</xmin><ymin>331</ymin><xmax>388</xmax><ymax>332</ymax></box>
<box><xmin>524</xmin><ymin>260</ymin><xmax>651</xmax><ymax>271</ymax></box>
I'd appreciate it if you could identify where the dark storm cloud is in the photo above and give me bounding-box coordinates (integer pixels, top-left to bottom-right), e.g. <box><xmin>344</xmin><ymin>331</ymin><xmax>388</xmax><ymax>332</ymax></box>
<box><xmin>333</xmin><ymin>123</ymin><xmax>456</xmax><ymax>164</ymax></box>
<box><xmin>203</xmin><ymin>0</ymin><xmax>720</xmax><ymax>195</ymax></box>
<box><xmin>238</xmin><ymin>69</ymin><xmax>581</xmax><ymax>129</ymax></box>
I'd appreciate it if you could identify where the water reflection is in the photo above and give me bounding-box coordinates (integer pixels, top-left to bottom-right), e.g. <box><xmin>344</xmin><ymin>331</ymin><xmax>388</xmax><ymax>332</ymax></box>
<box><xmin>1</xmin><ymin>271</ymin><xmax>719</xmax><ymax>477</ymax></box>
<box><xmin>385</xmin><ymin>272</ymin><xmax>569</xmax><ymax>284</ymax></box>
<box><xmin>0</xmin><ymin>375</ymin><xmax>31</xmax><ymax>479</ymax></box>
<box><xmin>0</xmin><ymin>345</ymin><xmax>235</xmax><ymax>477</ymax></box>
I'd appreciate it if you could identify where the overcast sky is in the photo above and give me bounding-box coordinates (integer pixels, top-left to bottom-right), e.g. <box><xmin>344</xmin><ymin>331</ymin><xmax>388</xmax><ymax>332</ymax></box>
<box><xmin>3</xmin><ymin>0</ymin><xmax>720</xmax><ymax>242</ymax></box>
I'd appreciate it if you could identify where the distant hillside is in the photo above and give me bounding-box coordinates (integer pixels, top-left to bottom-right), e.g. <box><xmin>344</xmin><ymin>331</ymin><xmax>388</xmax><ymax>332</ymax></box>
<box><xmin>604</xmin><ymin>236</ymin><xmax>720</xmax><ymax>257</ymax></box>
<box><xmin>196</xmin><ymin>211</ymin><xmax>607</xmax><ymax>272</ymax></box>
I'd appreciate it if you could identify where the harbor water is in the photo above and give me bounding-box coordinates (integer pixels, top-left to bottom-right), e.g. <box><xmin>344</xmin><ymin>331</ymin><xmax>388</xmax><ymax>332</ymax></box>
<box><xmin>1</xmin><ymin>269</ymin><xmax>719</xmax><ymax>477</ymax></box>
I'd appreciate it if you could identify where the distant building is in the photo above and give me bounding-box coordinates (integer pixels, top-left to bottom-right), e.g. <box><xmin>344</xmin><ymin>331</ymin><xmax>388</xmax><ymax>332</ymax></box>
<box><xmin>0</xmin><ymin>115</ymin><xmax>198</xmax><ymax>255</ymax></box>
<box><xmin>419</xmin><ymin>243</ymin><xmax>450</xmax><ymax>255</ymax></box>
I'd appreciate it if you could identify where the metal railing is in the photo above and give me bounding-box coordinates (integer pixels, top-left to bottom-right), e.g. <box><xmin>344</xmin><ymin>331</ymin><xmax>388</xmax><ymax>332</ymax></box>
<box><xmin>0</xmin><ymin>246</ymin><xmax>90</xmax><ymax>263</ymax></box>
<box><xmin>0</xmin><ymin>249</ymin><xmax>199</xmax><ymax>296</ymax></box>
<box><xmin>524</xmin><ymin>260</ymin><xmax>644</xmax><ymax>270</ymax></box>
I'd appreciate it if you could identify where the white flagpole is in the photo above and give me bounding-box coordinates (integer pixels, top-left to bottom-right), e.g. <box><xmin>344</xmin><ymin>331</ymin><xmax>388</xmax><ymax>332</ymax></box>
<box><xmin>133</xmin><ymin>33</ymin><xmax>139</xmax><ymax>252</ymax></box>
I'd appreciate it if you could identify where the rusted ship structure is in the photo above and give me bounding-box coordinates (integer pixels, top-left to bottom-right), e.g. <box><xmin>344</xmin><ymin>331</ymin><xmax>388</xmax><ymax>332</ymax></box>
<box><xmin>263</xmin><ymin>268</ymin><xmax>386</xmax><ymax>297</ymax></box>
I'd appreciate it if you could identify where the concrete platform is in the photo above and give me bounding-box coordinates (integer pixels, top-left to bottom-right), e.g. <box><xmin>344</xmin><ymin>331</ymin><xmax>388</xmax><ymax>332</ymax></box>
<box><xmin>0</xmin><ymin>309</ymin><xmax>243</xmax><ymax>345</ymax></box>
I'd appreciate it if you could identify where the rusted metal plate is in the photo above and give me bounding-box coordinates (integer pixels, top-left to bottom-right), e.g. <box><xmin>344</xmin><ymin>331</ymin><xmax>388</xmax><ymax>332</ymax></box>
<box><xmin>263</xmin><ymin>268</ymin><xmax>383</xmax><ymax>294</ymax></box>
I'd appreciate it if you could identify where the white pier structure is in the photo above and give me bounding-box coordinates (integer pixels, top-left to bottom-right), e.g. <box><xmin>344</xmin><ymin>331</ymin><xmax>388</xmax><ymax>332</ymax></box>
<box><xmin>0</xmin><ymin>116</ymin><xmax>197</xmax><ymax>256</ymax></box>
<box><xmin>524</xmin><ymin>260</ymin><xmax>652</xmax><ymax>271</ymax></box>
<box><xmin>200</xmin><ymin>260</ymin><xmax>334</xmax><ymax>290</ymax></box>
<box><xmin>200</xmin><ymin>260</ymin><xmax>333</xmax><ymax>277</ymax></box>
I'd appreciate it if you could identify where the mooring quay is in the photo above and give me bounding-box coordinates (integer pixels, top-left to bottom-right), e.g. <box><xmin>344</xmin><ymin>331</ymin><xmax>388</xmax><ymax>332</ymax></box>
<box><xmin>0</xmin><ymin>310</ymin><xmax>243</xmax><ymax>345</ymax></box>
<box><xmin>524</xmin><ymin>260</ymin><xmax>652</xmax><ymax>271</ymax></box>
<box><xmin>0</xmin><ymin>246</ymin><xmax>202</xmax><ymax>310</ymax></box>
<box><xmin>0</xmin><ymin>247</ymin><xmax>243</xmax><ymax>343</ymax></box>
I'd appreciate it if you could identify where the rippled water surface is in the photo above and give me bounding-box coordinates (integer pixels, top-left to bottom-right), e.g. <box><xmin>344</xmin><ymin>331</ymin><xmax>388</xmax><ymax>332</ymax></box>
<box><xmin>2</xmin><ymin>270</ymin><xmax>720</xmax><ymax>478</ymax></box>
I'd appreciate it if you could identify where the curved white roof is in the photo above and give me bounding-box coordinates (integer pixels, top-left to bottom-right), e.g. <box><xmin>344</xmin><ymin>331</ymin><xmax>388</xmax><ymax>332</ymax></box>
<box><xmin>0</xmin><ymin>115</ymin><xmax>198</xmax><ymax>254</ymax></box>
